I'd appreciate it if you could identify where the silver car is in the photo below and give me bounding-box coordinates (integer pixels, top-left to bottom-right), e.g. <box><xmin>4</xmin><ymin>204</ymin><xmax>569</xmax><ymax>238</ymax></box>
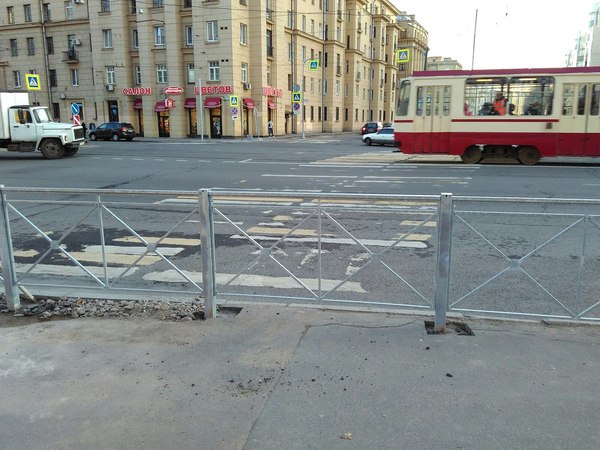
<box><xmin>361</xmin><ymin>127</ymin><xmax>397</xmax><ymax>146</ymax></box>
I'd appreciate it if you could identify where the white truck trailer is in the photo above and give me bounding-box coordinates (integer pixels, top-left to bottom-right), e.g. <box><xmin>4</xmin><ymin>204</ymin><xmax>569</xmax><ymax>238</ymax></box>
<box><xmin>0</xmin><ymin>92</ymin><xmax>85</xmax><ymax>159</ymax></box>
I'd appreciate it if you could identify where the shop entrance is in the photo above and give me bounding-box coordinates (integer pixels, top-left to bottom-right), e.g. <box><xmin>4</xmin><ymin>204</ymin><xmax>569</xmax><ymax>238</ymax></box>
<box><xmin>209</xmin><ymin>109</ymin><xmax>222</xmax><ymax>138</ymax></box>
<box><xmin>108</xmin><ymin>101</ymin><xmax>119</xmax><ymax>122</ymax></box>
<box><xmin>157</xmin><ymin>111</ymin><xmax>170</xmax><ymax>137</ymax></box>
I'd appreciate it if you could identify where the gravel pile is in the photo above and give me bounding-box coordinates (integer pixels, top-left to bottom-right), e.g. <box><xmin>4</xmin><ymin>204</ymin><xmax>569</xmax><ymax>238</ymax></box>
<box><xmin>0</xmin><ymin>295</ymin><xmax>206</xmax><ymax>321</ymax></box>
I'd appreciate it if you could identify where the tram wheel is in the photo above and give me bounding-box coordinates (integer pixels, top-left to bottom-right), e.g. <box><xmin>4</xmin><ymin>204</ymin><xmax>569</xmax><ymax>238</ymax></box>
<box><xmin>461</xmin><ymin>146</ymin><xmax>482</xmax><ymax>164</ymax></box>
<box><xmin>517</xmin><ymin>146</ymin><xmax>540</xmax><ymax>165</ymax></box>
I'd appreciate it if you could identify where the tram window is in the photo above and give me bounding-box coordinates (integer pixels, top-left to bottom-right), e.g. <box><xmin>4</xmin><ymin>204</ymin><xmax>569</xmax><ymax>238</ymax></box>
<box><xmin>443</xmin><ymin>86</ymin><xmax>451</xmax><ymax>116</ymax></box>
<box><xmin>396</xmin><ymin>80</ymin><xmax>410</xmax><ymax>116</ymax></box>
<box><xmin>416</xmin><ymin>87</ymin><xmax>424</xmax><ymax>116</ymax></box>
<box><xmin>464</xmin><ymin>77</ymin><xmax>507</xmax><ymax>116</ymax></box>
<box><xmin>592</xmin><ymin>85</ymin><xmax>600</xmax><ymax>116</ymax></box>
<box><xmin>562</xmin><ymin>84</ymin><xmax>575</xmax><ymax>115</ymax></box>
<box><xmin>578</xmin><ymin>85</ymin><xmax>587</xmax><ymax>115</ymax></box>
<box><xmin>510</xmin><ymin>76</ymin><xmax>554</xmax><ymax>115</ymax></box>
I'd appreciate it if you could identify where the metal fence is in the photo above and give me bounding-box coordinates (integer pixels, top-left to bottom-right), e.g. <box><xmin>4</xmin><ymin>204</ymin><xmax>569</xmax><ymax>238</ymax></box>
<box><xmin>1</xmin><ymin>186</ymin><xmax>599</xmax><ymax>330</ymax></box>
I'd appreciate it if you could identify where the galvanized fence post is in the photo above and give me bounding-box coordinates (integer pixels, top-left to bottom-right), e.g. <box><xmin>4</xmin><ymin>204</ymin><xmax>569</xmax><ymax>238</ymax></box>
<box><xmin>434</xmin><ymin>193</ymin><xmax>453</xmax><ymax>333</ymax></box>
<box><xmin>199</xmin><ymin>189</ymin><xmax>217</xmax><ymax>318</ymax></box>
<box><xmin>0</xmin><ymin>186</ymin><xmax>20</xmax><ymax>311</ymax></box>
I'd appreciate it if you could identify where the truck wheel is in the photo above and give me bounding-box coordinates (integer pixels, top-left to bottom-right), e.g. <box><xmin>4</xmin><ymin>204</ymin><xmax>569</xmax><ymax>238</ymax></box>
<box><xmin>64</xmin><ymin>148</ymin><xmax>79</xmax><ymax>156</ymax></box>
<box><xmin>40</xmin><ymin>139</ymin><xmax>65</xmax><ymax>159</ymax></box>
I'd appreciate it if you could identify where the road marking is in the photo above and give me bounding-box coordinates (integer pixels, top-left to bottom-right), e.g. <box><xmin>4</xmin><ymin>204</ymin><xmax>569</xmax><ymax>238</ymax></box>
<box><xmin>143</xmin><ymin>270</ymin><xmax>366</xmax><ymax>293</ymax></box>
<box><xmin>114</xmin><ymin>236</ymin><xmax>201</xmax><ymax>246</ymax></box>
<box><xmin>400</xmin><ymin>220</ymin><xmax>437</xmax><ymax>227</ymax></box>
<box><xmin>262</xmin><ymin>174</ymin><xmax>358</xmax><ymax>179</ymax></box>
<box><xmin>15</xmin><ymin>263</ymin><xmax>139</xmax><ymax>277</ymax></box>
<box><xmin>245</xmin><ymin>226</ymin><xmax>335</xmax><ymax>237</ymax></box>
<box><xmin>230</xmin><ymin>234</ymin><xmax>427</xmax><ymax>248</ymax></box>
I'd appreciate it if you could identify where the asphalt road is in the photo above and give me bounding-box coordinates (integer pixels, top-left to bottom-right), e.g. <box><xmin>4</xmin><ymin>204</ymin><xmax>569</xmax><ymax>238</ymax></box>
<box><xmin>1</xmin><ymin>133</ymin><xmax>600</xmax><ymax>198</ymax></box>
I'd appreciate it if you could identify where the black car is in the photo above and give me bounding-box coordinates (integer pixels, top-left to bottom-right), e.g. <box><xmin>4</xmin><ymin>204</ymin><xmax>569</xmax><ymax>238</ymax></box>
<box><xmin>361</xmin><ymin>121</ymin><xmax>382</xmax><ymax>135</ymax></box>
<box><xmin>89</xmin><ymin>122</ymin><xmax>136</xmax><ymax>141</ymax></box>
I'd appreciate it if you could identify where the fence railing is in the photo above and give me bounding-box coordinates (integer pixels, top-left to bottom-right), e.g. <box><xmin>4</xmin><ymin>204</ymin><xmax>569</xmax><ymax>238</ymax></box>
<box><xmin>1</xmin><ymin>186</ymin><xmax>600</xmax><ymax>330</ymax></box>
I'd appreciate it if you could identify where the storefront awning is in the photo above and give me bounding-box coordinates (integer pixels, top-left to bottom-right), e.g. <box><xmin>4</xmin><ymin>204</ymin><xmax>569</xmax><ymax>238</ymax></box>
<box><xmin>184</xmin><ymin>98</ymin><xmax>196</xmax><ymax>109</ymax></box>
<box><xmin>154</xmin><ymin>101</ymin><xmax>166</xmax><ymax>112</ymax></box>
<box><xmin>134</xmin><ymin>98</ymin><xmax>143</xmax><ymax>109</ymax></box>
<box><xmin>267</xmin><ymin>99</ymin><xmax>277</xmax><ymax>109</ymax></box>
<box><xmin>204</xmin><ymin>97</ymin><xmax>221</xmax><ymax>108</ymax></box>
<box><xmin>243</xmin><ymin>98</ymin><xmax>256</xmax><ymax>109</ymax></box>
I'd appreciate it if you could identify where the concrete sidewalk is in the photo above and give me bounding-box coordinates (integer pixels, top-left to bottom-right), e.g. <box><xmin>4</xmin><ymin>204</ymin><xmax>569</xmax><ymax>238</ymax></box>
<box><xmin>1</xmin><ymin>304</ymin><xmax>599</xmax><ymax>449</ymax></box>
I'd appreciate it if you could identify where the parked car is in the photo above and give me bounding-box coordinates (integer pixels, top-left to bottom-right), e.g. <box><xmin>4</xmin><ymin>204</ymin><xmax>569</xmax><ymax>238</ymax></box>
<box><xmin>88</xmin><ymin>122</ymin><xmax>136</xmax><ymax>141</ymax></box>
<box><xmin>361</xmin><ymin>121</ymin><xmax>383</xmax><ymax>135</ymax></box>
<box><xmin>361</xmin><ymin>127</ymin><xmax>397</xmax><ymax>147</ymax></box>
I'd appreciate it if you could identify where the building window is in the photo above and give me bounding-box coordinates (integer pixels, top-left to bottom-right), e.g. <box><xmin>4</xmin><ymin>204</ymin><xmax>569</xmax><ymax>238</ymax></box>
<box><xmin>311</xmin><ymin>19</ymin><xmax>314</xmax><ymax>35</ymax></box>
<box><xmin>65</xmin><ymin>1</ymin><xmax>74</xmax><ymax>19</ymax></box>
<box><xmin>43</xmin><ymin>3</ymin><xmax>51</xmax><ymax>21</ymax></box>
<box><xmin>13</xmin><ymin>71</ymin><xmax>21</xmax><ymax>88</ymax></box>
<box><xmin>187</xmin><ymin>63</ymin><xmax>195</xmax><ymax>84</ymax></box>
<box><xmin>266</xmin><ymin>30</ymin><xmax>273</xmax><ymax>57</ymax></box>
<box><xmin>71</xmin><ymin>68</ymin><xmax>79</xmax><ymax>86</ymax></box>
<box><xmin>287</xmin><ymin>10</ymin><xmax>292</xmax><ymax>28</ymax></box>
<box><xmin>184</xmin><ymin>0</ymin><xmax>192</xmax><ymax>7</ymax></box>
<box><xmin>153</xmin><ymin>0</ymin><xmax>163</xmax><ymax>6</ymax></box>
<box><xmin>241</xmin><ymin>63</ymin><xmax>248</xmax><ymax>82</ymax></box>
<box><xmin>68</xmin><ymin>34</ymin><xmax>77</xmax><ymax>48</ymax></box>
<box><xmin>101</xmin><ymin>0</ymin><xmax>110</xmax><ymax>12</ymax></box>
<box><xmin>27</xmin><ymin>37</ymin><xmax>35</xmax><ymax>55</ymax></box>
<box><xmin>240</xmin><ymin>0</ymin><xmax>247</xmax><ymax>5</ymax></box>
<box><xmin>133</xmin><ymin>30</ymin><xmax>139</xmax><ymax>49</ymax></box>
<box><xmin>46</xmin><ymin>36</ymin><xmax>54</xmax><ymax>54</ymax></box>
<box><xmin>302</xmin><ymin>15</ymin><xmax>306</xmax><ymax>32</ymax></box>
<box><xmin>103</xmin><ymin>30</ymin><xmax>113</xmax><ymax>49</ymax></box>
<box><xmin>24</xmin><ymin>4</ymin><xmax>33</xmax><ymax>22</ymax></box>
<box><xmin>207</xmin><ymin>21</ymin><xmax>218</xmax><ymax>42</ymax></box>
<box><xmin>288</xmin><ymin>42</ymin><xmax>292</xmax><ymax>60</ymax></box>
<box><xmin>154</xmin><ymin>26</ymin><xmax>165</xmax><ymax>46</ymax></box>
<box><xmin>10</xmin><ymin>39</ymin><xmax>18</xmax><ymax>57</ymax></box>
<box><xmin>156</xmin><ymin>64</ymin><xmax>167</xmax><ymax>83</ymax></box>
<box><xmin>49</xmin><ymin>69</ymin><xmax>57</xmax><ymax>87</ymax></box>
<box><xmin>185</xmin><ymin>26</ymin><xmax>194</xmax><ymax>46</ymax></box>
<box><xmin>7</xmin><ymin>7</ymin><xmax>14</xmax><ymax>24</ymax></box>
<box><xmin>240</xmin><ymin>23</ymin><xmax>247</xmax><ymax>45</ymax></box>
<box><xmin>135</xmin><ymin>65</ymin><xmax>142</xmax><ymax>84</ymax></box>
<box><xmin>106</xmin><ymin>66</ymin><xmax>115</xmax><ymax>85</ymax></box>
<box><xmin>266</xmin><ymin>62</ymin><xmax>271</xmax><ymax>85</ymax></box>
<box><xmin>208</xmin><ymin>61</ymin><xmax>220</xmax><ymax>81</ymax></box>
<box><xmin>53</xmin><ymin>103</ymin><xmax>60</xmax><ymax>119</ymax></box>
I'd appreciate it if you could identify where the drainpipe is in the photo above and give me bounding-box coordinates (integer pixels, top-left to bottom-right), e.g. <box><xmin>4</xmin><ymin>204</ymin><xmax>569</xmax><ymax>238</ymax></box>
<box><xmin>39</xmin><ymin>0</ymin><xmax>52</xmax><ymax>106</ymax></box>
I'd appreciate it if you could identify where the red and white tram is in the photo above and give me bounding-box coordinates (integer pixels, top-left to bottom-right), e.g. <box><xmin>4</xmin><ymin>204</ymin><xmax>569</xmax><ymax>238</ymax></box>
<box><xmin>394</xmin><ymin>67</ymin><xmax>600</xmax><ymax>164</ymax></box>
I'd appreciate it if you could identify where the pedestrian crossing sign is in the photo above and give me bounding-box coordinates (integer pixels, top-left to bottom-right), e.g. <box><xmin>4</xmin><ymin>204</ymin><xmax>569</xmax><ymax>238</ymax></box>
<box><xmin>230</xmin><ymin>95</ymin><xmax>239</xmax><ymax>107</ymax></box>
<box><xmin>396</xmin><ymin>49</ymin><xmax>410</xmax><ymax>63</ymax></box>
<box><xmin>308</xmin><ymin>59</ymin><xmax>319</xmax><ymax>71</ymax></box>
<box><xmin>292</xmin><ymin>92</ymin><xmax>302</xmax><ymax>103</ymax></box>
<box><xmin>26</xmin><ymin>73</ymin><xmax>41</xmax><ymax>91</ymax></box>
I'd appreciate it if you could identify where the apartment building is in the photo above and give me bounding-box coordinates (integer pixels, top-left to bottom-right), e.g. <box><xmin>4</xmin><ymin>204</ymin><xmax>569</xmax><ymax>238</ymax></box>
<box><xmin>0</xmin><ymin>0</ymin><xmax>429</xmax><ymax>138</ymax></box>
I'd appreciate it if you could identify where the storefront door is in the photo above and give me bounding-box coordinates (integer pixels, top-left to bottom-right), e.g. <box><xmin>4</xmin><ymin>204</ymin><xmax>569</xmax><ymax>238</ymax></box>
<box><xmin>158</xmin><ymin>111</ymin><xmax>170</xmax><ymax>137</ymax></box>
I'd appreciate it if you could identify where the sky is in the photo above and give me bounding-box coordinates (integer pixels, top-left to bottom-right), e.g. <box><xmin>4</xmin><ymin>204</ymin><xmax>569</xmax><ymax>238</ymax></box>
<box><xmin>394</xmin><ymin>0</ymin><xmax>597</xmax><ymax>69</ymax></box>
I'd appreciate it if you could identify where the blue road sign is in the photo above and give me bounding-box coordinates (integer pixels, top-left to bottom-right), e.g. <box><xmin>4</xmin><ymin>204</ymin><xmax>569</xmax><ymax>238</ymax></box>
<box><xmin>292</xmin><ymin>92</ymin><xmax>302</xmax><ymax>103</ymax></box>
<box><xmin>308</xmin><ymin>59</ymin><xmax>319</xmax><ymax>71</ymax></box>
<box><xmin>71</xmin><ymin>103</ymin><xmax>80</xmax><ymax>115</ymax></box>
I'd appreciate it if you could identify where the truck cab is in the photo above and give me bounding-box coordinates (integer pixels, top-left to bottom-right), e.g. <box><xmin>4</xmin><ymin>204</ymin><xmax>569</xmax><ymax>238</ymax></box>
<box><xmin>0</xmin><ymin>92</ymin><xmax>85</xmax><ymax>159</ymax></box>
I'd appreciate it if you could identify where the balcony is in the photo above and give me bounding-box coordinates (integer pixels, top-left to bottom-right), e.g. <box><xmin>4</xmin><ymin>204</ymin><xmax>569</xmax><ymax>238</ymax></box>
<box><xmin>64</xmin><ymin>48</ymin><xmax>79</xmax><ymax>63</ymax></box>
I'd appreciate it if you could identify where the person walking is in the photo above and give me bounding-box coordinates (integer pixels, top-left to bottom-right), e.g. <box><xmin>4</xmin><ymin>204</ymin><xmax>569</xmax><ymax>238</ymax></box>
<box><xmin>267</xmin><ymin>119</ymin><xmax>274</xmax><ymax>137</ymax></box>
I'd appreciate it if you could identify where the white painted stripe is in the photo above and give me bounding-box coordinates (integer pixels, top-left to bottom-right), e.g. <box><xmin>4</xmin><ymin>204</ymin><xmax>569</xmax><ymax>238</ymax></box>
<box><xmin>82</xmin><ymin>245</ymin><xmax>184</xmax><ymax>256</ymax></box>
<box><xmin>15</xmin><ymin>264</ymin><xmax>138</xmax><ymax>277</ymax></box>
<box><xmin>262</xmin><ymin>174</ymin><xmax>358</xmax><ymax>179</ymax></box>
<box><xmin>143</xmin><ymin>270</ymin><xmax>366</xmax><ymax>293</ymax></box>
<box><xmin>230</xmin><ymin>234</ymin><xmax>427</xmax><ymax>248</ymax></box>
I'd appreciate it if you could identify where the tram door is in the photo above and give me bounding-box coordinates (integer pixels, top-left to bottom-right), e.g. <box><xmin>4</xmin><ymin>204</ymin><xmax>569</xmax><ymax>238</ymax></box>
<box><xmin>413</xmin><ymin>85</ymin><xmax>451</xmax><ymax>153</ymax></box>
<box><xmin>559</xmin><ymin>83</ymin><xmax>600</xmax><ymax>156</ymax></box>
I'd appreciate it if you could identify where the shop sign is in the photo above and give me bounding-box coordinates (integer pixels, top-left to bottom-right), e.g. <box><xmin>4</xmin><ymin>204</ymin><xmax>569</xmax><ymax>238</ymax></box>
<box><xmin>122</xmin><ymin>87</ymin><xmax>153</xmax><ymax>96</ymax></box>
<box><xmin>163</xmin><ymin>86</ymin><xmax>184</xmax><ymax>95</ymax></box>
<box><xmin>194</xmin><ymin>85</ymin><xmax>233</xmax><ymax>95</ymax></box>
<box><xmin>164</xmin><ymin>98</ymin><xmax>175</xmax><ymax>109</ymax></box>
<box><xmin>262</xmin><ymin>86</ymin><xmax>283</xmax><ymax>97</ymax></box>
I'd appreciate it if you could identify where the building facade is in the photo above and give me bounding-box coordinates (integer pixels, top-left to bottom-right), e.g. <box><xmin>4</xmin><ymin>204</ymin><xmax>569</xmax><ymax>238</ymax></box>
<box><xmin>0</xmin><ymin>0</ymin><xmax>429</xmax><ymax>138</ymax></box>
